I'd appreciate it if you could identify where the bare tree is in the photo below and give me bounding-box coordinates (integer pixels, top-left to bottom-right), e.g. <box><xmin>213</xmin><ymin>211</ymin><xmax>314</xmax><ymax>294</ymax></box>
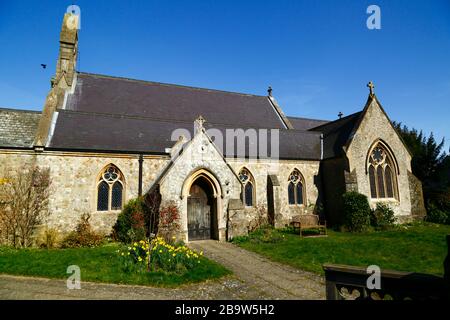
<box><xmin>0</xmin><ymin>166</ymin><xmax>51</xmax><ymax>247</ymax></box>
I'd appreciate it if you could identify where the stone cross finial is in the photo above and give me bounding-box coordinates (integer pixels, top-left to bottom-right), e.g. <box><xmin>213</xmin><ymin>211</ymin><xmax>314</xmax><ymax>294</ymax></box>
<box><xmin>367</xmin><ymin>81</ymin><xmax>375</xmax><ymax>96</ymax></box>
<box><xmin>195</xmin><ymin>115</ymin><xmax>206</xmax><ymax>130</ymax></box>
<box><xmin>338</xmin><ymin>112</ymin><xmax>343</xmax><ymax>119</ymax></box>
<box><xmin>268</xmin><ymin>86</ymin><xmax>273</xmax><ymax>97</ymax></box>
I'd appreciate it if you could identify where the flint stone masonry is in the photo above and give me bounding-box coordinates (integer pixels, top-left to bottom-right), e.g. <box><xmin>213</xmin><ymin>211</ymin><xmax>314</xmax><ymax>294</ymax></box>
<box><xmin>159</xmin><ymin>131</ymin><xmax>242</xmax><ymax>242</ymax></box>
<box><xmin>0</xmin><ymin>150</ymin><xmax>168</xmax><ymax>234</ymax></box>
<box><xmin>346</xmin><ymin>98</ymin><xmax>421</xmax><ymax>217</ymax></box>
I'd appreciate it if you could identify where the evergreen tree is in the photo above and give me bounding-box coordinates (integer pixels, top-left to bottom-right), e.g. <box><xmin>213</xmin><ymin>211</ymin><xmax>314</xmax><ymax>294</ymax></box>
<box><xmin>393</xmin><ymin>122</ymin><xmax>450</xmax><ymax>222</ymax></box>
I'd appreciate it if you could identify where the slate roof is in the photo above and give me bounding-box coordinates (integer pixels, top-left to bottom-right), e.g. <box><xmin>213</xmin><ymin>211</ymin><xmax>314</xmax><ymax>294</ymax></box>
<box><xmin>65</xmin><ymin>73</ymin><xmax>287</xmax><ymax>129</ymax></box>
<box><xmin>287</xmin><ymin>116</ymin><xmax>329</xmax><ymax>131</ymax></box>
<box><xmin>47</xmin><ymin>72</ymin><xmax>322</xmax><ymax>159</ymax></box>
<box><xmin>0</xmin><ymin>108</ymin><xmax>41</xmax><ymax>148</ymax></box>
<box><xmin>49</xmin><ymin>110</ymin><xmax>322</xmax><ymax>159</ymax></box>
<box><xmin>0</xmin><ymin>72</ymin><xmax>363</xmax><ymax>161</ymax></box>
<box><xmin>310</xmin><ymin>112</ymin><xmax>363</xmax><ymax>159</ymax></box>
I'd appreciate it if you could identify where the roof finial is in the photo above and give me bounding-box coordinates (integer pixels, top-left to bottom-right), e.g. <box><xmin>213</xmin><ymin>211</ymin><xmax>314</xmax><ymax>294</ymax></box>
<box><xmin>268</xmin><ymin>86</ymin><xmax>273</xmax><ymax>97</ymax></box>
<box><xmin>338</xmin><ymin>112</ymin><xmax>343</xmax><ymax>119</ymax></box>
<box><xmin>195</xmin><ymin>115</ymin><xmax>206</xmax><ymax>131</ymax></box>
<box><xmin>367</xmin><ymin>81</ymin><xmax>375</xmax><ymax>96</ymax></box>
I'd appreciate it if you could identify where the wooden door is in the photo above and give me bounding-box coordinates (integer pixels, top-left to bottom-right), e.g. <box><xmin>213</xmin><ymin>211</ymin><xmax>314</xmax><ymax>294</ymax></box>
<box><xmin>188</xmin><ymin>184</ymin><xmax>211</xmax><ymax>240</ymax></box>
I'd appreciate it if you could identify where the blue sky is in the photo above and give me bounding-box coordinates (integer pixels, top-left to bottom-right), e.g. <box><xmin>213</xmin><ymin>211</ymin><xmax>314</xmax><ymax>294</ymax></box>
<box><xmin>0</xmin><ymin>0</ymin><xmax>449</xmax><ymax>150</ymax></box>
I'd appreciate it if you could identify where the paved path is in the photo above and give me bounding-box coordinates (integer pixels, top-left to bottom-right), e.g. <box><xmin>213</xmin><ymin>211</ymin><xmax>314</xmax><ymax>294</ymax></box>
<box><xmin>189</xmin><ymin>240</ymin><xmax>325</xmax><ymax>300</ymax></box>
<box><xmin>0</xmin><ymin>241</ymin><xmax>325</xmax><ymax>300</ymax></box>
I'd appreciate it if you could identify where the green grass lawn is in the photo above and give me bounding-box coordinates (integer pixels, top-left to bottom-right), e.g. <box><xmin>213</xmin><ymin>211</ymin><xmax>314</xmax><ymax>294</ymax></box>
<box><xmin>233</xmin><ymin>222</ymin><xmax>450</xmax><ymax>276</ymax></box>
<box><xmin>0</xmin><ymin>243</ymin><xmax>230</xmax><ymax>287</ymax></box>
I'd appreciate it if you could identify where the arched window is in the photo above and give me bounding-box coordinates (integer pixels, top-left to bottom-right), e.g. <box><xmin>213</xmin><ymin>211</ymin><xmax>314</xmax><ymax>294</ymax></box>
<box><xmin>368</xmin><ymin>143</ymin><xmax>398</xmax><ymax>200</ymax></box>
<box><xmin>239</xmin><ymin>168</ymin><xmax>255</xmax><ymax>207</ymax></box>
<box><xmin>288</xmin><ymin>169</ymin><xmax>305</xmax><ymax>205</ymax></box>
<box><xmin>97</xmin><ymin>165</ymin><xmax>125</xmax><ymax>211</ymax></box>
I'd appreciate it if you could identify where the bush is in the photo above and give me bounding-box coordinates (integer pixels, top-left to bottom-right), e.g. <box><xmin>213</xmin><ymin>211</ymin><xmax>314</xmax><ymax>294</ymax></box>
<box><xmin>113</xmin><ymin>198</ymin><xmax>147</xmax><ymax>243</ymax></box>
<box><xmin>247</xmin><ymin>205</ymin><xmax>269</xmax><ymax>233</ymax></box>
<box><xmin>36</xmin><ymin>227</ymin><xmax>61</xmax><ymax>248</ymax></box>
<box><xmin>426</xmin><ymin>201</ymin><xmax>449</xmax><ymax>224</ymax></box>
<box><xmin>158</xmin><ymin>202</ymin><xmax>181</xmax><ymax>243</ymax></box>
<box><xmin>0</xmin><ymin>166</ymin><xmax>51</xmax><ymax>247</ymax></box>
<box><xmin>342</xmin><ymin>192</ymin><xmax>371</xmax><ymax>232</ymax></box>
<box><xmin>61</xmin><ymin>213</ymin><xmax>104</xmax><ymax>248</ymax></box>
<box><xmin>370</xmin><ymin>203</ymin><xmax>396</xmax><ymax>230</ymax></box>
<box><xmin>113</xmin><ymin>191</ymin><xmax>161</xmax><ymax>244</ymax></box>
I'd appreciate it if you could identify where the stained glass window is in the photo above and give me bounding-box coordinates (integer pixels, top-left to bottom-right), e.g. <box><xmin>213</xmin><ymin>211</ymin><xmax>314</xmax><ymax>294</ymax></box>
<box><xmin>111</xmin><ymin>181</ymin><xmax>123</xmax><ymax>210</ymax></box>
<box><xmin>97</xmin><ymin>181</ymin><xmax>109</xmax><ymax>211</ymax></box>
<box><xmin>97</xmin><ymin>165</ymin><xmax>124</xmax><ymax>211</ymax></box>
<box><xmin>385</xmin><ymin>166</ymin><xmax>394</xmax><ymax>198</ymax></box>
<box><xmin>288</xmin><ymin>182</ymin><xmax>295</xmax><ymax>205</ymax></box>
<box><xmin>239</xmin><ymin>168</ymin><xmax>255</xmax><ymax>207</ymax></box>
<box><xmin>369</xmin><ymin>166</ymin><xmax>377</xmax><ymax>198</ymax></box>
<box><xmin>245</xmin><ymin>183</ymin><xmax>253</xmax><ymax>207</ymax></box>
<box><xmin>368</xmin><ymin>143</ymin><xmax>398</xmax><ymax>199</ymax></box>
<box><xmin>288</xmin><ymin>169</ymin><xmax>305</xmax><ymax>205</ymax></box>
<box><xmin>296</xmin><ymin>183</ymin><xmax>304</xmax><ymax>205</ymax></box>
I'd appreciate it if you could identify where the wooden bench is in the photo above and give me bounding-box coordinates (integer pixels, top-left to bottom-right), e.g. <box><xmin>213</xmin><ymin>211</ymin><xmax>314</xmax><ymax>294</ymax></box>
<box><xmin>290</xmin><ymin>214</ymin><xmax>327</xmax><ymax>237</ymax></box>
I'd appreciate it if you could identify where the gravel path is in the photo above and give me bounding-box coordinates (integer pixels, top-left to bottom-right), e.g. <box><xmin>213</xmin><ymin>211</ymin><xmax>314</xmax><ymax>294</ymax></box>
<box><xmin>189</xmin><ymin>240</ymin><xmax>325</xmax><ymax>300</ymax></box>
<box><xmin>0</xmin><ymin>241</ymin><xmax>325</xmax><ymax>300</ymax></box>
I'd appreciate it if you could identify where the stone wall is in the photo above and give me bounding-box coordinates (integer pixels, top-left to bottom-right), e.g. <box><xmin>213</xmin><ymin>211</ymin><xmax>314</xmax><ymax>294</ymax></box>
<box><xmin>158</xmin><ymin>131</ymin><xmax>242</xmax><ymax>242</ymax></box>
<box><xmin>407</xmin><ymin>170</ymin><xmax>426</xmax><ymax>219</ymax></box>
<box><xmin>226</xmin><ymin>158</ymin><xmax>321</xmax><ymax>229</ymax></box>
<box><xmin>0</xmin><ymin>149</ymin><xmax>168</xmax><ymax>235</ymax></box>
<box><xmin>346</xmin><ymin>98</ymin><xmax>414</xmax><ymax>218</ymax></box>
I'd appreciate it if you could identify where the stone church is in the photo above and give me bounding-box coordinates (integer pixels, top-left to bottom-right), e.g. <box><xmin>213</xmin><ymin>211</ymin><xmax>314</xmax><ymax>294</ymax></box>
<box><xmin>0</xmin><ymin>13</ymin><xmax>425</xmax><ymax>242</ymax></box>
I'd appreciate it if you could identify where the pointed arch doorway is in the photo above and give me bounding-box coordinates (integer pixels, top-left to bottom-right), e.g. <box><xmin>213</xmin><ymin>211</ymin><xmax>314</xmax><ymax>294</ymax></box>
<box><xmin>187</xmin><ymin>174</ymin><xmax>219</xmax><ymax>241</ymax></box>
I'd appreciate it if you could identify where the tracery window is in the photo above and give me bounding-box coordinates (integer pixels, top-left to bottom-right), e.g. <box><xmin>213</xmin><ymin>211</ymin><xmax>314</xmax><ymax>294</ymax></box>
<box><xmin>239</xmin><ymin>168</ymin><xmax>255</xmax><ymax>207</ymax></box>
<box><xmin>368</xmin><ymin>143</ymin><xmax>398</xmax><ymax>199</ymax></box>
<box><xmin>97</xmin><ymin>165</ymin><xmax>124</xmax><ymax>211</ymax></box>
<box><xmin>288</xmin><ymin>169</ymin><xmax>305</xmax><ymax>205</ymax></box>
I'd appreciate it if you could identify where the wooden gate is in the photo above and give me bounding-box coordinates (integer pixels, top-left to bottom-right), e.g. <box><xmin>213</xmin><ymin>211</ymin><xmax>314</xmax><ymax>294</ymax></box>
<box><xmin>188</xmin><ymin>184</ymin><xmax>211</xmax><ymax>240</ymax></box>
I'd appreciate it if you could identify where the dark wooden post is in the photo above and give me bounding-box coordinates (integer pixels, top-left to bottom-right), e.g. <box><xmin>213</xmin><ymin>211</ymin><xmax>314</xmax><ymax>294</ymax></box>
<box><xmin>138</xmin><ymin>154</ymin><xmax>143</xmax><ymax>197</ymax></box>
<box><xmin>325</xmin><ymin>280</ymin><xmax>340</xmax><ymax>300</ymax></box>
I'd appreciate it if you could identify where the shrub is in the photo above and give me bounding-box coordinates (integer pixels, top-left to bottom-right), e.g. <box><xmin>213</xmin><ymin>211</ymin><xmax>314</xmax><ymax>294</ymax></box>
<box><xmin>114</xmin><ymin>198</ymin><xmax>147</xmax><ymax>243</ymax></box>
<box><xmin>0</xmin><ymin>166</ymin><xmax>51</xmax><ymax>247</ymax></box>
<box><xmin>370</xmin><ymin>203</ymin><xmax>396</xmax><ymax>230</ymax></box>
<box><xmin>118</xmin><ymin>237</ymin><xmax>202</xmax><ymax>274</ymax></box>
<box><xmin>61</xmin><ymin>213</ymin><xmax>104</xmax><ymax>248</ymax></box>
<box><xmin>247</xmin><ymin>205</ymin><xmax>269</xmax><ymax>233</ymax></box>
<box><xmin>158</xmin><ymin>202</ymin><xmax>181</xmax><ymax>242</ymax></box>
<box><xmin>426</xmin><ymin>201</ymin><xmax>449</xmax><ymax>224</ymax></box>
<box><xmin>36</xmin><ymin>227</ymin><xmax>61</xmax><ymax>248</ymax></box>
<box><xmin>342</xmin><ymin>192</ymin><xmax>371</xmax><ymax>232</ymax></box>
<box><xmin>114</xmin><ymin>189</ymin><xmax>161</xmax><ymax>244</ymax></box>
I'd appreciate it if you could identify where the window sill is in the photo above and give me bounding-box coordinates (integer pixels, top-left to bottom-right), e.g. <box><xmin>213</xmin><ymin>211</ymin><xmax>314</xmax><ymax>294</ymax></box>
<box><xmin>370</xmin><ymin>198</ymin><xmax>399</xmax><ymax>204</ymax></box>
<box><xmin>94</xmin><ymin>210</ymin><xmax>122</xmax><ymax>214</ymax></box>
